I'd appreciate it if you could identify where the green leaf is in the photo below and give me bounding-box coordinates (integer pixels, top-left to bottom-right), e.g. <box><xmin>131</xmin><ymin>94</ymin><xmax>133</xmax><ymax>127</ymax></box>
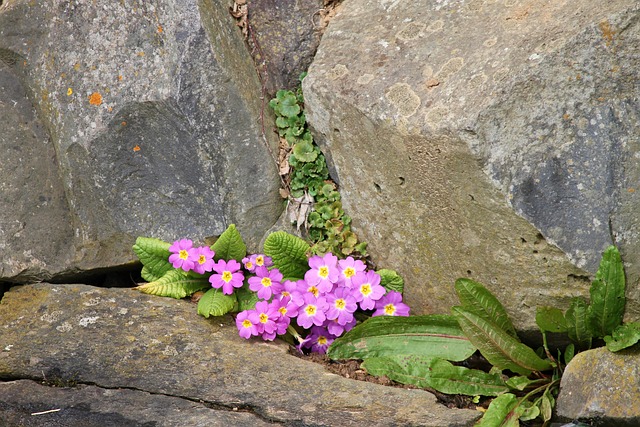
<box><xmin>135</xmin><ymin>269</ymin><xmax>210</xmax><ymax>299</ymax></box>
<box><xmin>263</xmin><ymin>231</ymin><xmax>310</xmax><ymax>281</ymax></box>
<box><xmin>197</xmin><ymin>288</ymin><xmax>237</xmax><ymax>318</ymax></box>
<box><xmin>454</xmin><ymin>278</ymin><xmax>519</xmax><ymax>340</ymax></box>
<box><xmin>327</xmin><ymin>315</ymin><xmax>476</xmax><ymax>362</ymax></box>
<box><xmin>587</xmin><ymin>245</ymin><xmax>626</xmax><ymax>337</ymax></box>
<box><xmin>565</xmin><ymin>297</ymin><xmax>593</xmax><ymax>349</ymax></box>
<box><xmin>518</xmin><ymin>401</ymin><xmax>541</xmax><ymax>422</ymax></box>
<box><xmin>235</xmin><ymin>284</ymin><xmax>259</xmax><ymax>312</ymax></box>
<box><xmin>271</xmin><ymin>90</ymin><xmax>301</xmax><ymax>118</ymax></box>
<box><xmin>377</xmin><ymin>269</ymin><xmax>404</xmax><ymax>293</ymax></box>
<box><xmin>604</xmin><ymin>322</ymin><xmax>640</xmax><ymax>352</ymax></box>
<box><xmin>133</xmin><ymin>237</ymin><xmax>172</xmax><ymax>281</ymax></box>
<box><xmin>505</xmin><ymin>376</ymin><xmax>536</xmax><ymax>391</ymax></box>
<box><xmin>476</xmin><ymin>393</ymin><xmax>519</xmax><ymax>427</ymax></box>
<box><xmin>564</xmin><ymin>343</ymin><xmax>575</xmax><ymax>365</ymax></box>
<box><xmin>539</xmin><ymin>389</ymin><xmax>555</xmax><ymax>422</ymax></box>
<box><xmin>452</xmin><ymin>306</ymin><xmax>552</xmax><ymax>376</ymax></box>
<box><xmin>361</xmin><ymin>355</ymin><xmax>433</xmax><ymax>388</ymax></box>
<box><xmin>427</xmin><ymin>358</ymin><xmax>509</xmax><ymax>396</ymax></box>
<box><xmin>212</xmin><ymin>224</ymin><xmax>246</xmax><ymax>262</ymax></box>
<box><xmin>536</xmin><ymin>306</ymin><xmax>568</xmax><ymax>333</ymax></box>
<box><xmin>292</xmin><ymin>140</ymin><xmax>318</xmax><ymax>163</ymax></box>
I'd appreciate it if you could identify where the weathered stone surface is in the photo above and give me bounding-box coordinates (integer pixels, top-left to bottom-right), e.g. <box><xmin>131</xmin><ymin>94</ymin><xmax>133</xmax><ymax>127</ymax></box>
<box><xmin>0</xmin><ymin>0</ymin><xmax>282</xmax><ymax>282</ymax></box>
<box><xmin>303</xmin><ymin>0</ymin><xmax>640</xmax><ymax>330</ymax></box>
<box><xmin>0</xmin><ymin>284</ymin><xmax>481</xmax><ymax>427</ymax></box>
<box><xmin>0</xmin><ymin>379</ymin><xmax>279</xmax><ymax>427</ymax></box>
<box><xmin>557</xmin><ymin>346</ymin><xmax>640</xmax><ymax>425</ymax></box>
<box><xmin>248</xmin><ymin>0</ymin><xmax>325</xmax><ymax>96</ymax></box>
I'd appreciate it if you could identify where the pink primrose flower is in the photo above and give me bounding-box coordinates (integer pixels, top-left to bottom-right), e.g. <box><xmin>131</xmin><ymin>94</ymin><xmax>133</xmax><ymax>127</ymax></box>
<box><xmin>337</xmin><ymin>257</ymin><xmax>366</xmax><ymax>287</ymax></box>
<box><xmin>304</xmin><ymin>253</ymin><xmax>339</xmax><ymax>294</ymax></box>
<box><xmin>297</xmin><ymin>293</ymin><xmax>328</xmax><ymax>329</ymax></box>
<box><xmin>168</xmin><ymin>239</ymin><xmax>195</xmax><ymax>271</ymax></box>
<box><xmin>209</xmin><ymin>259</ymin><xmax>244</xmax><ymax>295</ymax></box>
<box><xmin>248</xmin><ymin>266</ymin><xmax>283</xmax><ymax>300</ymax></box>
<box><xmin>253</xmin><ymin>300</ymin><xmax>281</xmax><ymax>336</ymax></box>
<box><xmin>190</xmin><ymin>246</ymin><xmax>216</xmax><ymax>274</ymax></box>
<box><xmin>372</xmin><ymin>291</ymin><xmax>410</xmax><ymax>317</ymax></box>
<box><xmin>302</xmin><ymin>326</ymin><xmax>335</xmax><ymax>354</ymax></box>
<box><xmin>351</xmin><ymin>270</ymin><xmax>385</xmax><ymax>310</ymax></box>
<box><xmin>325</xmin><ymin>287</ymin><xmax>358</xmax><ymax>325</ymax></box>
<box><xmin>236</xmin><ymin>310</ymin><xmax>260</xmax><ymax>339</ymax></box>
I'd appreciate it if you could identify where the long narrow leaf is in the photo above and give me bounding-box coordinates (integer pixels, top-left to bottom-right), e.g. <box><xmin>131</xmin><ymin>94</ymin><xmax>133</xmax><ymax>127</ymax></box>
<box><xmin>361</xmin><ymin>355</ymin><xmax>433</xmax><ymax>388</ymax></box>
<box><xmin>476</xmin><ymin>393</ymin><xmax>519</xmax><ymax>427</ymax></box>
<box><xmin>427</xmin><ymin>358</ymin><xmax>509</xmax><ymax>396</ymax></box>
<box><xmin>327</xmin><ymin>315</ymin><xmax>476</xmax><ymax>362</ymax></box>
<box><xmin>452</xmin><ymin>307</ymin><xmax>551</xmax><ymax>376</ymax></box>
<box><xmin>588</xmin><ymin>245</ymin><xmax>625</xmax><ymax>337</ymax></box>
<box><xmin>565</xmin><ymin>297</ymin><xmax>592</xmax><ymax>349</ymax></box>
<box><xmin>454</xmin><ymin>278</ymin><xmax>519</xmax><ymax>340</ymax></box>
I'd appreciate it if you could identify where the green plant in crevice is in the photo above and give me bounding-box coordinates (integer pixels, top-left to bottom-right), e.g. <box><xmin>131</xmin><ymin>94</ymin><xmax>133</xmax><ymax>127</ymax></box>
<box><xmin>269</xmin><ymin>76</ymin><xmax>366</xmax><ymax>258</ymax></box>
<box><xmin>327</xmin><ymin>245</ymin><xmax>634</xmax><ymax>426</ymax></box>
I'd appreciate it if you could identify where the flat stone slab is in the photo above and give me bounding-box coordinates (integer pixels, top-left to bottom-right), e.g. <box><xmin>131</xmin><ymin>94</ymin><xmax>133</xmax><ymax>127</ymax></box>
<box><xmin>0</xmin><ymin>379</ymin><xmax>278</xmax><ymax>427</ymax></box>
<box><xmin>0</xmin><ymin>284</ymin><xmax>480</xmax><ymax>426</ymax></box>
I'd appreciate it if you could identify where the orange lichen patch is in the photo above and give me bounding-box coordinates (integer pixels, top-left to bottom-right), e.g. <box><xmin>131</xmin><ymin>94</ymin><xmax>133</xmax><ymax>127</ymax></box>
<box><xmin>74</xmin><ymin>63</ymin><xmax>81</xmax><ymax>71</ymax></box>
<box><xmin>60</xmin><ymin>73</ymin><xmax>66</xmax><ymax>78</ymax></box>
<box><xmin>599</xmin><ymin>20</ymin><xmax>616</xmax><ymax>47</ymax></box>
<box><xmin>67</xmin><ymin>88</ymin><xmax>73</xmax><ymax>96</ymax></box>
<box><xmin>121</xmin><ymin>121</ymin><xmax>127</xmax><ymax>126</ymax></box>
<box><xmin>137</xmin><ymin>51</ymin><xmax>145</xmax><ymax>57</ymax></box>
<box><xmin>108</xmin><ymin>107</ymin><xmax>113</xmax><ymax>112</ymax></box>
<box><xmin>576</xmin><ymin>74</ymin><xmax>582</xmax><ymax>80</ymax></box>
<box><xmin>562</xmin><ymin>113</ymin><xmax>571</xmax><ymax>120</ymax></box>
<box><xmin>133</xmin><ymin>145</ymin><xmax>141</xmax><ymax>152</ymax></box>
<box><xmin>157</xmin><ymin>25</ymin><xmax>163</xmax><ymax>33</ymax></box>
<box><xmin>89</xmin><ymin>92</ymin><xmax>103</xmax><ymax>106</ymax></box>
<box><xmin>118</xmin><ymin>75</ymin><xmax>123</xmax><ymax>81</ymax></box>
<box><xmin>628</xmin><ymin>188</ymin><xmax>635</xmax><ymax>193</ymax></box>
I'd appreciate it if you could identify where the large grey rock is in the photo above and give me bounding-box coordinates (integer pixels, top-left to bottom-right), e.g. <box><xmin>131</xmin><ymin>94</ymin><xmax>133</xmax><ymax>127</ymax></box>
<box><xmin>556</xmin><ymin>346</ymin><xmax>640</xmax><ymax>425</ymax></box>
<box><xmin>0</xmin><ymin>284</ymin><xmax>481</xmax><ymax>427</ymax></box>
<box><xmin>0</xmin><ymin>0</ymin><xmax>282</xmax><ymax>282</ymax></box>
<box><xmin>303</xmin><ymin>0</ymin><xmax>640</xmax><ymax>330</ymax></box>
<box><xmin>0</xmin><ymin>379</ymin><xmax>280</xmax><ymax>427</ymax></box>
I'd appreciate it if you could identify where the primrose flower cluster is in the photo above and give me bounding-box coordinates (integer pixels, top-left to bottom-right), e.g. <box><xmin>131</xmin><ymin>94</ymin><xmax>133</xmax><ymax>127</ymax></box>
<box><xmin>237</xmin><ymin>252</ymin><xmax>410</xmax><ymax>354</ymax></box>
<box><xmin>168</xmin><ymin>240</ymin><xmax>410</xmax><ymax>353</ymax></box>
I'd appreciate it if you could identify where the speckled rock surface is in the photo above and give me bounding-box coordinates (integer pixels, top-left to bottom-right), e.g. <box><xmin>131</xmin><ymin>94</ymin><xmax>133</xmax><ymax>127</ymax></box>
<box><xmin>0</xmin><ymin>0</ymin><xmax>282</xmax><ymax>282</ymax></box>
<box><xmin>0</xmin><ymin>379</ymin><xmax>280</xmax><ymax>427</ymax></box>
<box><xmin>556</xmin><ymin>346</ymin><xmax>640</xmax><ymax>425</ymax></box>
<box><xmin>247</xmin><ymin>0</ymin><xmax>325</xmax><ymax>96</ymax></box>
<box><xmin>303</xmin><ymin>0</ymin><xmax>640</xmax><ymax>331</ymax></box>
<box><xmin>0</xmin><ymin>284</ymin><xmax>481</xmax><ymax>427</ymax></box>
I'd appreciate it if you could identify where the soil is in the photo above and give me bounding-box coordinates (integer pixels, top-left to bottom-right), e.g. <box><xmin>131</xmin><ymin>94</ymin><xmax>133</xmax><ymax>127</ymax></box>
<box><xmin>289</xmin><ymin>348</ymin><xmax>490</xmax><ymax>411</ymax></box>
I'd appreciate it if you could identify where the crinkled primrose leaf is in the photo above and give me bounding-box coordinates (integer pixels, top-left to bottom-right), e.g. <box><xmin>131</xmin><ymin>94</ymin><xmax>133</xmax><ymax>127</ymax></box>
<box><xmin>212</xmin><ymin>224</ymin><xmax>246</xmax><ymax>262</ymax></box>
<box><xmin>377</xmin><ymin>269</ymin><xmax>404</xmax><ymax>293</ymax></box>
<box><xmin>135</xmin><ymin>269</ymin><xmax>210</xmax><ymax>299</ymax></box>
<box><xmin>133</xmin><ymin>237</ymin><xmax>172</xmax><ymax>282</ymax></box>
<box><xmin>197</xmin><ymin>288</ymin><xmax>237</xmax><ymax>318</ymax></box>
<box><xmin>263</xmin><ymin>231</ymin><xmax>310</xmax><ymax>281</ymax></box>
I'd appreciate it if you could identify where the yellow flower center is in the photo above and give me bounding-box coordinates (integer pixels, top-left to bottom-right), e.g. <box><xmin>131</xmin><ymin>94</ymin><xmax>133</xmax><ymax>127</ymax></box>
<box><xmin>384</xmin><ymin>304</ymin><xmax>396</xmax><ymax>315</ymax></box>
<box><xmin>222</xmin><ymin>271</ymin><xmax>233</xmax><ymax>283</ymax></box>
<box><xmin>261</xmin><ymin>277</ymin><xmax>272</xmax><ymax>287</ymax></box>
<box><xmin>198</xmin><ymin>255</ymin><xmax>206</xmax><ymax>265</ymax></box>
<box><xmin>308</xmin><ymin>286</ymin><xmax>319</xmax><ymax>297</ymax></box>
<box><xmin>317</xmin><ymin>336</ymin><xmax>328</xmax><ymax>345</ymax></box>
<box><xmin>179</xmin><ymin>250</ymin><xmax>189</xmax><ymax>260</ymax></box>
<box><xmin>343</xmin><ymin>267</ymin><xmax>356</xmax><ymax>278</ymax></box>
<box><xmin>305</xmin><ymin>305</ymin><xmax>317</xmax><ymax>316</ymax></box>
<box><xmin>282</xmin><ymin>291</ymin><xmax>290</xmax><ymax>297</ymax></box>
<box><xmin>255</xmin><ymin>256</ymin><xmax>264</xmax><ymax>266</ymax></box>
<box><xmin>318</xmin><ymin>266</ymin><xmax>329</xmax><ymax>279</ymax></box>
<box><xmin>245</xmin><ymin>261</ymin><xmax>253</xmax><ymax>270</ymax></box>
<box><xmin>361</xmin><ymin>284</ymin><xmax>372</xmax><ymax>296</ymax></box>
<box><xmin>259</xmin><ymin>313</ymin><xmax>268</xmax><ymax>324</ymax></box>
<box><xmin>241</xmin><ymin>319</ymin><xmax>252</xmax><ymax>328</ymax></box>
<box><xmin>279</xmin><ymin>307</ymin><xmax>287</xmax><ymax>315</ymax></box>
<box><xmin>335</xmin><ymin>299</ymin><xmax>346</xmax><ymax>310</ymax></box>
